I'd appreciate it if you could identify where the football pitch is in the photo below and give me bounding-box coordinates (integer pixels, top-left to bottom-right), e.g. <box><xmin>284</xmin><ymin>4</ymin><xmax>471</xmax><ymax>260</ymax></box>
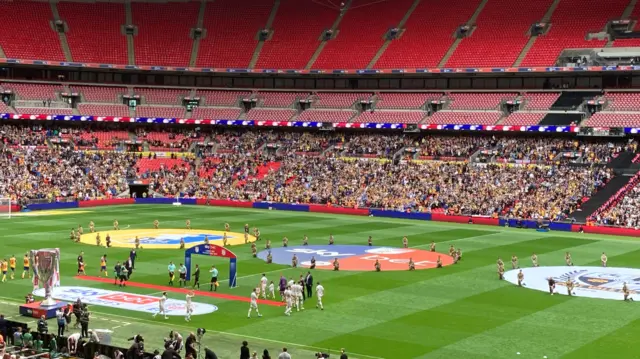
<box><xmin>2</xmin><ymin>205</ymin><xmax>640</xmax><ymax>359</ymax></box>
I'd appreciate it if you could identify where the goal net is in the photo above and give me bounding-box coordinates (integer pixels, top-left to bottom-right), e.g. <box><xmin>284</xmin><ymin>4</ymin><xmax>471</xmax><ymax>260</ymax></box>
<box><xmin>0</xmin><ymin>198</ymin><xmax>12</xmax><ymax>219</ymax></box>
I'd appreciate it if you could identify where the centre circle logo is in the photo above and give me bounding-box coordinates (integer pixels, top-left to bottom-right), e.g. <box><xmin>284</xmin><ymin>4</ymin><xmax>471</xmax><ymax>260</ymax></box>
<box><xmin>257</xmin><ymin>245</ymin><xmax>454</xmax><ymax>271</ymax></box>
<box><xmin>80</xmin><ymin>228</ymin><xmax>255</xmax><ymax>249</ymax></box>
<box><xmin>505</xmin><ymin>266</ymin><xmax>640</xmax><ymax>300</ymax></box>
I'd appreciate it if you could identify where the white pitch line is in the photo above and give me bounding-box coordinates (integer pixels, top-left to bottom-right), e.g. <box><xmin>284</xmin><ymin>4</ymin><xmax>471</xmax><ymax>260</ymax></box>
<box><xmin>0</xmin><ymin>296</ymin><xmax>385</xmax><ymax>359</ymax></box>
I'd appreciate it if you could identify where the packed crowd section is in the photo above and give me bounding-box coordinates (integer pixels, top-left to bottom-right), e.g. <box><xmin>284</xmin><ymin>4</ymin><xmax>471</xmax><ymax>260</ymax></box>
<box><xmin>592</xmin><ymin>174</ymin><xmax>640</xmax><ymax>228</ymax></box>
<box><xmin>0</xmin><ymin>123</ymin><xmax>637</xmax><ymax>224</ymax></box>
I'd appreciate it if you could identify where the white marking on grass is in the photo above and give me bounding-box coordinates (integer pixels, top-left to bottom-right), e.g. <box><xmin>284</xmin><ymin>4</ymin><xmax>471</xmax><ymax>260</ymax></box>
<box><xmin>0</xmin><ymin>296</ymin><xmax>385</xmax><ymax>359</ymax></box>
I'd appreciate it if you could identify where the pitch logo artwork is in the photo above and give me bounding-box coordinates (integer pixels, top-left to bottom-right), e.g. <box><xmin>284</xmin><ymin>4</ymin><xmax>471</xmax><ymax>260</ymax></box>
<box><xmin>505</xmin><ymin>266</ymin><xmax>640</xmax><ymax>300</ymax></box>
<box><xmin>130</xmin><ymin>233</ymin><xmax>226</xmax><ymax>245</ymax></box>
<box><xmin>257</xmin><ymin>245</ymin><xmax>453</xmax><ymax>271</ymax></box>
<box><xmin>33</xmin><ymin>286</ymin><xmax>218</xmax><ymax>315</ymax></box>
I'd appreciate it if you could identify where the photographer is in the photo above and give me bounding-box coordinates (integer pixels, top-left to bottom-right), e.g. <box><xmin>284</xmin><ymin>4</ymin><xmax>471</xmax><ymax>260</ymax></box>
<box><xmin>185</xmin><ymin>332</ymin><xmax>197</xmax><ymax>359</ymax></box>
<box><xmin>203</xmin><ymin>347</ymin><xmax>218</xmax><ymax>359</ymax></box>
<box><xmin>315</xmin><ymin>352</ymin><xmax>330</xmax><ymax>358</ymax></box>
<box><xmin>126</xmin><ymin>335</ymin><xmax>144</xmax><ymax>359</ymax></box>
<box><xmin>37</xmin><ymin>315</ymin><xmax>48</xmax><ymax>335</ymax></box>
<box><xmin>80</xmin><ymin>307</ymin><xmax>90</xmax><ymax>338</ymax></box>
<box><xmin>161</xmin><ymin>345</ymin><xmax>181</xmax><ymax>359</ymax></box>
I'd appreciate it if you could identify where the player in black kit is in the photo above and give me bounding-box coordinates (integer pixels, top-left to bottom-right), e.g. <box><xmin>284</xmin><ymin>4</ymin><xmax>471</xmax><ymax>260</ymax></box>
<box><xmin>193</xmin><ymin>264</ymin><xmax>200</xmax><ymax>289</ymax></box>
<box><xmin>548</xmin><ymin>277</ymin><xmax>556</xmax><ymax>295</ymax></box>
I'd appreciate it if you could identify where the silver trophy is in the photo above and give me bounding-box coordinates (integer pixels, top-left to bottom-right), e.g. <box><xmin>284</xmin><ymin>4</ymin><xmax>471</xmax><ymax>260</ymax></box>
<box><xmin>31</xmin><ymin>249</ymin><xmax>60</xmax><ymax>306</ymax></box>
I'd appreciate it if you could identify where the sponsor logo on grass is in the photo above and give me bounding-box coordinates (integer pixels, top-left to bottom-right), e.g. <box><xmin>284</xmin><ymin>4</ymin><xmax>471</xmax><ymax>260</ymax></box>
<box><xmin>258</xmin><ymin>245</ymin><xmax>453</xmax><ymax>271</ymax></box>
<box><xmin>132</xmin><ymin>233</ymin><xmax>224</xmax><ymax>245</ymax></box>
<box><xmin>505</xmin><ymin>266</ymin><xmax>640</xmax><ymax>300</ymax></box>
<box><xmin>80</xmin><ymin>229</ymin><xmax>252</xmax><ymax>249</ymax></box>
<box><xmin>33</xmin><ymin>286</ymin><xmax>218</xmax><ymax>316</ymax></box>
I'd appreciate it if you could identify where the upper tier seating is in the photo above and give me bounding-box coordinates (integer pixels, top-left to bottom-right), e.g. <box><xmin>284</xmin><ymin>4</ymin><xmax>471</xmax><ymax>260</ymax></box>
<box><xmin>2</xmin><ymin>83</ymin><xmax>62</xmax><ymax>101</ymax></box>
<box><xmin>73</xmin><ymin>86</ymin><xmax>128</xmax><ymax>103</ymax></box>
<box><xmin>191</xmin><ymin>107</ymin><xmax>242</xmax><ymax>120</ymax></box>
<box><xmin>312</xmin><ymin>92</ymin><xmax>372</xmax><ymax>108</ymax></box>
<box><xmin>135</xmin><ymin>106</ymin><xmax>186</xmax><ymax>119</ymax></box>
<box><xmin>354</xmin><ymin>110</ymin><xmax>426</xmax><ymax>123</ymax></box>
<box><xmin>0</xmin><ymin>2</ymin><xmax>64</xmax><ymax>61</ymax></box>
<box><xmin>58</xmin><ymin>2</ymin><xmax>128</xmax><ymax>64</ymax></box>
<box><xmin>520</xmin><ymin>0</ymin><xmax>628</xmax><ymax>66</ymax></box>
<box><xmin>447</xmin><ymin>93</ymin><xmax>516</xmax><ymax>110</ymax></box>
<box><xmin>196</xmin><ymin>0</ymin><xmax>273</xmax><ymax>68</ymax></box>
<box><xmin>376</xmin><ymin>93</ymin><xmax>441</xmax><ymax>109</ymax></box>
<box><xmin>15</xmin><ymin>107</ymin><xmax>74</xmax><ymax>115</ymax></box>
<box><xmin>501</xmin><ymin>112</ymin><xmax>546</xmax><ymax>126</ymax></box>
<box><xmin>135</xmin><ymin>88</ymin><xmax>189</xmax><ymax>105</ymax></box>
<box><xmin>583</xmin><ymin>113</ymin><xmax>640</xmax><ymax>127</ymax></box>
<box><xmin>297</xmin><ymin>109</ymin><xmax>357</xmax><ymax>123</ymax></box>
<box><xmin>445</xmin><ymin>0</ymin><xmax>553</xmax><ymax>68</ymax></box>
<box><xmin>78</xmin><ymin>104</ymin><xmax>130</xmax><ymax>117</ymax></box>
<box><xmin>612</xmin><ymin>4</ymin><xmax>640</xmax><ymax>47</ymax></box>
<box><xmin>196</xmin><ymin>90</ymin><xmax>251</xmax><ymax>106</ymax></box>
<box><xmin>256</xmin><ymin>0</ymin><xmax>336</xmax><ymax>69</ymax></box>
<box><xmin>604</xmin><ymin>92</ymin><xmax>640</xmax><ymax>111</ymax></box>
<box><xmin>132</xmin><ymin>2</ymin><xmax>198</xmax><ymax>66</ymax></box>
<box><xmin>522</xmin><ymin>92</ymin><xmax>560</xmax><ymax>110</ymax></box>
<box><xmin>313</xmin><ymin>0</ymin><xmax>414</xmax><ymax>69</ymax></box>
<box><xmin>246</xmin><ymin>108</ymin><xmax>297</xmax><ymax>121</ymax></box>
<box><xmin>258</xmin><ymin>92</ymin><xmax>310</xmax><ymax>107</ymax></box>
<box><xmin>426</xmin><ymin>111</ymin><xmax>503</xmax><ymax>125</ymax></box>
<box><xmin>376</xmin><ymin>0</ymin><xmax>483</xmax><ymax>68</ymax></box>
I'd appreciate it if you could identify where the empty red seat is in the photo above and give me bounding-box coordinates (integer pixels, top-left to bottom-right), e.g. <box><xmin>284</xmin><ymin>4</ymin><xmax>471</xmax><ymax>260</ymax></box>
<box><xmin>297</xmin><ymin>109</ymin><xmax>357</xmax><ymax>123</ymax></box>
<box><xmin>355</xmin><ymin>110</ymin><xmax>426</xmax><ymax>123</ymax></box>
<box><xmin>426</xmin><ymin>111</ymin><xmax>502</xmax><ymax>125</ymax></box>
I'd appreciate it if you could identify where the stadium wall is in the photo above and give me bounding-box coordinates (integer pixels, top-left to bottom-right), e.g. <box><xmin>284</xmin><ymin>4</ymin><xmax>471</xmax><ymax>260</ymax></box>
<box><xmin>21</xmin><ymin>199</ymin><xmax>638</xmax><ymax>237</ymax></box>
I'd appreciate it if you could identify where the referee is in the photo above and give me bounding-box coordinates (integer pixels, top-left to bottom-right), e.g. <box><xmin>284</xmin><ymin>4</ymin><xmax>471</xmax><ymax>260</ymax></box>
<box><xmin>193</xmin><ymin>264</ymin><xmax>200</xmax><ymax>289</ymax></box>
<box><xmin>209</xmin><ymin>265</ymin><xmax>218</xmax><ymax>292</ymax></box>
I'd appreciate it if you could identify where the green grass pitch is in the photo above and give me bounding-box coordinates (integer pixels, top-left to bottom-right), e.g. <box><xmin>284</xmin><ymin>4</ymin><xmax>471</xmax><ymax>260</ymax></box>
<box><xmin>1</xmin><ymin>205</ymin><xmax>639</xmax><ymax>359</ymax></box>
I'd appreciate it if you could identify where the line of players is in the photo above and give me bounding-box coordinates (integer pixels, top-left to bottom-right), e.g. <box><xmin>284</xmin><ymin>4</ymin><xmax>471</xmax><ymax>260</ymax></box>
<box><xmin>498</xmin><ymin>251</ymin><xmax>634</xmax><ymax>301</ymax></box>
<box><xmin>0</xmin><ymin>253</ymin><xmax>32</xmax><ymax>282</ymax></box>
<box><xmin>248</xmin><ymin>273</ymin><xmax>325</xmax><ymax>318</ymax></box>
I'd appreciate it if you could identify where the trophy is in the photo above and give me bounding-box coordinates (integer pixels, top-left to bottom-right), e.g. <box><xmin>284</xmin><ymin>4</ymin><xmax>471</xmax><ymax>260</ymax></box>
<box><xmin>31</xmin><ymin>249</ymin><xmax>60</xmax><ymax>307</ymax></box>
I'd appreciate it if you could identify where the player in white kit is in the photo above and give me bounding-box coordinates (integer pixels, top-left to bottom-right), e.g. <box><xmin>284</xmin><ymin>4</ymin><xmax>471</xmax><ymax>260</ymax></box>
<box><xmin>295</xmin><ymin>282</ymin><xmax>305</xmax><ymax>311</ymax></box>
<box><xmin>260</xmin><ymin>274</ymin><xmax>268</xmax><ymax>299</ymax></box>
<box><xmin>268</xmin><ymin>280</ymin><xmax>275</xmax><ymax>299</ymax></box>
<box><xmin>316</xmin><ymin>282</ymin><xmax>324</xmax><ymax>310</ymax></box>
<box><xmin>153</xmin><ymin>291</ymin><xmax>168</xmax><ymax>319</ymax></box>
<box><xmin>284</xmin><ymin>286</ymin><xmax>293</xmax><ymax>316</ymax></box>
<box><xmin>185</xmin><ymin>291</ymin><xmax>194</xmax><ymax>322</ymax></box>
<box><xmin>248</xmin><ymin>288</ymin><xmax>262</xmax><ymax>318</ymax></box>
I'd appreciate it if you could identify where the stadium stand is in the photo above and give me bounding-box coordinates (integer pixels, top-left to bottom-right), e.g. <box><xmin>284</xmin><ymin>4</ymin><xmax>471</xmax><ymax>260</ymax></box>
<box><xmin>135</xmin><ymin>106</ymin><xmax>186</xmax><ymax>119</ymax></box>
<box><xmin>593</xmin><ymin>174</ymin><xmax>640</xmax><ymax>228</ymax></box>
<box><xmin>312</xmin><ymin>92</ymin><xmax>372</xmax><ymax>108</ymax></box>
<box><xmin>246</xmin><ymin>108</ymin><xmax>297</xmax><ymax>121</ymax></box>
<box><xmin>58</xmin><ymin>2</ymin><xmax>128</xmax><ymax>64</ymax></box>
<box><xmin>522</xmin><ymin>92</ymin><xmax>561</xmax><ymax>110</ymax></box>
<box><xmin>135</xmin><ymin>88</ymin><xmax>189</xmax><ymax>105</ymax></box>
<box><xmin>131</xmin><ymin>2</ymin><xmax>199</xmax><ymax>66</ymax></box>
<box><xmin>445</xmin><ymin>0</ymin><xmax>554</xmax><ymax>68</ymax></box>
<box><xmin>256</xmin><ymin>0</ymin><xmax>337</xmax><ymax>69</ymax></box>
<box><xmin>374</xmin><ymin>0</ymin><xmax>483</xmax><ymax>68</ymax></box>
<box><xmin>78</xmin><ymin>104</ymin><xmax>130</xmax><ymax>117</ymax></box>
<box><xmin>15</xmin><ymin>107</ymin><xmax>74</xmax><ymax>115</ymax></box>
<box><xmin>603</xmin><ymin>92</ymin><xmax>640</xmax><ymax>111</ymax></box>
<box><xmin>501</xmin><ymin>112</ymin><xmax>547</xmax><ymax>126</ymax></box>
<box><xmin>447</xmin><ymin>93</ymin><xmax>516</xmax><ymax>110</ymax></box>
<box><xmin>426</xmin><ymin>111</ymin><xmax>503</xmax><ymax>125</ymax></box>
<box><xmin>0</xmin><ymin>102</ymin><xmax>14</xmax><ymax>114</ymax></box>
<box><xmin>355</xmin><ymin>110</ymin><xmax>426</xmax><ymax>123</ymax></box>
<box><xmin>375</xmin><ymin>93</ymin><xmax>439</xmax><ymax>109</ymax></box>
<box><xmin>612</xmin><ymin>3</ymin><xmax>640</xmax><ymax>47</ymax></box>
<box><xmin>73</xmin><ymin>85</ymin><xmax>128</xmax><ymax>103</ymax></box>
<box><xmin>0</xmin><ymin>2</ymin><xmax>65</xmax><ymax>61</ymax></box>
<box><xmin>313</xmin><ymin>0</ymin><xmax>414</xmax><ymax>69</ymax></box>
<box><xmin>520</xmin><ymin>0</ymin><xmax>628</xmax><ymax>66</ymax></box>
<box><xmin>191</xmin><ymin>107</ymin><xmax>242</xmax><ymax>120</ymax></box>
<box><xmin>196</xmin><ymin>90</ymin><xmax>252</xmax><ymax>106</ymax></box>
<box><xmin>583</xmin><ymin>113</ymin><xmax>640</xmax><ymax>127</ymax></box>
<box><xmin>258</xmin><ymin>92</ymin><xmax>310</xmax><ymax>107</ymax></box>
<box><xmin>196</xmin><ymin>0</ymin><xmax>274</xmax><ymax>68</ymax></box>
<box><xmin>297</xmin><ymin>109</ymin><xmax>357</xmax><ymax>123</ymax></box>
<box><xmin>2</xmin><ymin>83</ymin><xmax>63</xmax><ymax>101</ymax></box>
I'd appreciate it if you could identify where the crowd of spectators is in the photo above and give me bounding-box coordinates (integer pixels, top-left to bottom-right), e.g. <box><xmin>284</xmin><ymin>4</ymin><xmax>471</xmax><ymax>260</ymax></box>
<box><xmin>0</xmin><ymin>125</ymin><xmax>48</xmax><ymax>147</ymax></box>
<box><xmin>592</xmin><ymin>174</ymin><xmax>640</xmax><ymax>228</ymax></box>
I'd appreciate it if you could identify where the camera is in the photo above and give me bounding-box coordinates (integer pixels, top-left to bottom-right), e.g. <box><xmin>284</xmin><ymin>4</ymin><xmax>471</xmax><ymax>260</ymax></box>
<box><xmin>196</xmin><ymin>328</ymin><xmax>206</xmax><ymax>337</ymax></box>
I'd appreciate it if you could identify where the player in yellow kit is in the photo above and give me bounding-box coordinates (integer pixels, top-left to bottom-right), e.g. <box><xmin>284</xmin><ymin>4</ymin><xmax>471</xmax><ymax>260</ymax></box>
<box><xmin>1</xmin><ymin>260</ymin><xmax>8</xmax><ymax>282</ymax></box>
<box><xmin>22</xmin><ymin>254</ymin><xmax>30</xmax><ymax>279</ymax></box>
<box><xmin>9</xmin><ymin>255</ymin><xmax>16</xmax><ymax>280</ymax></box>
<box><xmin>186</xmin><ymin>219</ymin><xmax>191</xmax><ymax>230</ymax></box>
<box><xmin>100</xmin><ymin>255</ymin><xmax>108</xmax><ymax>277</ymax></box>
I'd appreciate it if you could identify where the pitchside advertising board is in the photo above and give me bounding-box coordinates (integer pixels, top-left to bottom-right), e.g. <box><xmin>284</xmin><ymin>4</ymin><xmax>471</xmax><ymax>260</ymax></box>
<box><xmin>505</xmin><ymin>266</ymin><xmax>640</xmax><ymax>300</ymax></box>
<box><xmin>33</xmin><ymin>286</ymin><xmax>218</xmax><ymax>316</ymax></box>
<box><xmin>257</xmin><ymin>245</ymin><xmax>453</xmax><ymax>271</ymax></box>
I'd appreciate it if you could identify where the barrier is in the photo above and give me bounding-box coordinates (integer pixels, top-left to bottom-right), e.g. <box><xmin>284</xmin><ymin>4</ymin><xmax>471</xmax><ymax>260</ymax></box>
<box><xmin>135</xmin><ymin>197</ymin><xmax>197</xmax><ymax>205</ymax></box>
<box><xmin>79</xmin><ymin>198</ymin><xmax>135</xmax><ymax>208</ymax></box>
<box><xmin>26</xmin><ymin>201</ymin><xmax>79</xmax><ymax>211</ymax></box>
<box><xmin>253</xmin><ymin>202</ymin><xmax>310</xmax><ymax>212</ymax></box>
<box><xmin>308</xmin><ymin>204</ymin><xmax>369</xmax><ymax>216</ymax></box>
<box><xmin>573</xmin><ymin>224</ymin><xmax>640</xmax><ymax>237</ymax></box>
<box><xmin>369</xmin><ymin>209</ymin><xmax>431</xmax><ymax>220</ymax></box>
<box><xmin>196</xmin><ymin>198</ymin><xmax>253</xmax><ymax>208</ymax></box>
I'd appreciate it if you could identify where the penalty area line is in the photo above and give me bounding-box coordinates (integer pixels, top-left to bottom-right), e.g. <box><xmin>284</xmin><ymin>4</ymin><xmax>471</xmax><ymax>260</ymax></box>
<box><xmin>0</xmin><ymin>296</ymin><xmax>385</xmax><ymax>359</ymax></box>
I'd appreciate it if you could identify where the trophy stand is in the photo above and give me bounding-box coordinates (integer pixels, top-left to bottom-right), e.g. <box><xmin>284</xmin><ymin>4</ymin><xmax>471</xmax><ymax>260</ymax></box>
<box><xmin>31</xmin><ymin>249</ymin><xmax>60</xmax><ymax>307</ymax></box>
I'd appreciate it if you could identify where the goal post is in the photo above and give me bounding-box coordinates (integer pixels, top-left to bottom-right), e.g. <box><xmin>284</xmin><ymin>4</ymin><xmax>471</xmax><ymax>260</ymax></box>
<box><xmin>0</xmin><ymin>198</ymin><xmax>12</xmax><ymax>219</ymax></box>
